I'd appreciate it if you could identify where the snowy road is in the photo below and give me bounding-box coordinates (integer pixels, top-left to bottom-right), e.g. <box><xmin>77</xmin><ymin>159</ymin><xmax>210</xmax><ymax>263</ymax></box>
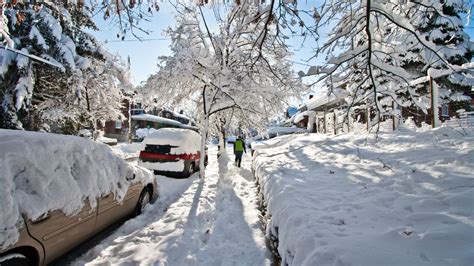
<box><xmin>73</xmin><ymin>146</ymin><xmax>272</xmax><ymax>265</ymax></box>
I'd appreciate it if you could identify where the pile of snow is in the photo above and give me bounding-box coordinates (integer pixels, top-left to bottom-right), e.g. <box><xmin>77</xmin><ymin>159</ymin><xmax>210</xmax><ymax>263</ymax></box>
<box><xmin>97</xmin><ymin>136</ymin><xmax>118</xmax><ymax>145</ymax></box>
<box><xmin>267</xmin><ymin>126</ymin><xmax>306</xmax><ymax>136</ymax></box>
<box><xmin>96</xmin><ymin>132</ymin><xmax>118</xmax><ymax>146</ymax></box>
<box><xmin>0</xmin><ymin>129</ymin><xmax>154</xmax><ymax>249</ymax></box>
<box><xmin>253</xmin><ymin>128</ymin><xmax>474</xmax><ymax>265</ymax></box>
<box><xmin>111</xmin><ymin>142</ymin><xmax>143</xmax><ymax>159</ymax></box>
<box><xmin>142</xmin><ymin>128</ymin><xmax>201</xmax><ymax>154</ymax></box>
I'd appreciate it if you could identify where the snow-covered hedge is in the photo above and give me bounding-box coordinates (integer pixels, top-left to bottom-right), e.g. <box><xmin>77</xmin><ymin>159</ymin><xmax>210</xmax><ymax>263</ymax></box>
<box><xmin>0</xmin><ymin>130</ymin><xmax>154</xmax><ymax>249</ymax></box>
<box><xmin>253</xmin><ymin>128</ymin><xmax>474</xmax><ymax>265</ymax></box>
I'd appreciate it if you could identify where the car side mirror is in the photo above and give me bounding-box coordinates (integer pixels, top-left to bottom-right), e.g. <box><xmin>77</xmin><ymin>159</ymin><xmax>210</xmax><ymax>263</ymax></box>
<box><xmin>126</xmin><ymin>174</ymin><xmax>136</xmax><ymax>181</ymax></box>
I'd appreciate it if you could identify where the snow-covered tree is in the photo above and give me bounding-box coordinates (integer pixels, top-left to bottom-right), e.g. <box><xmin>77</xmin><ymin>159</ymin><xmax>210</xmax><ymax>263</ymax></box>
<box><xmin>141</xmin><ymin>3</ymin><xmax>304</xmax><ymax>177</ymax></box>
<box><xmin>406</xmin><ymin>0</ymin><xmax>473</xmax><ymax>116</ymax></box>
<box><xmin>290</xmin><ymin>0</ymin><xmax>474</xmax><ymax>130</ymax></box>
<box><xmin>1</xmin><ymin>2</ymin><xmax>130</xmax><ymax>133</ymax></box>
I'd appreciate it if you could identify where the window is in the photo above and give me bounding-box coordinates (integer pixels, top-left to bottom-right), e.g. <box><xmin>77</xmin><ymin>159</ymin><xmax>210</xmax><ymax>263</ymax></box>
<box><xmin>115</xmin><ymin>120</ymin><xmax>122</xmax><ymax>129</ymax></box>
<box><xmin>441</xmin><ymin>104</ymin><xmax>449</xmax><ymax>117</ymax></box>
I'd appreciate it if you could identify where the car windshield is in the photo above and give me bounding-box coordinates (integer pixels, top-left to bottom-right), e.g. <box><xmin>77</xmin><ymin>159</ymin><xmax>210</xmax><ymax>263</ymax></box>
<box><xmin>144</xmin><ymin>144</ymin><xmax>178</xmax><ymax>154</ymax></box>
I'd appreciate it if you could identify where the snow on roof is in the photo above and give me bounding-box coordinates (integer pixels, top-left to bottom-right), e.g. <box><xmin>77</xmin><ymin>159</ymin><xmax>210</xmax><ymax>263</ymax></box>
<box><xmin>0</xmin><ymin>129</ymin><xmax>154</xmax><ymax>249</ymax></box>
<box><xmin>306</xmin><ymin>88</ymin><xmax>349</xmax><ymax>111</ymax></box>
<box><xmin>131</xmin><ymin>114</ymin><xmax>182</xmax><ymax>127</ymax></box>
<box><xmin>142</xmin><ymin>128</ymin><xmax>201</xmax><ymax>154</ymax></box>
<box><xmin>293</xmin><ymin>110</ymin><xmax>316</xmax><ymax>123</ymax></box>
<box><xmin>172</xmin><ymin>111</ymin><xmax>191</xmax><ymax>121</ymax></box>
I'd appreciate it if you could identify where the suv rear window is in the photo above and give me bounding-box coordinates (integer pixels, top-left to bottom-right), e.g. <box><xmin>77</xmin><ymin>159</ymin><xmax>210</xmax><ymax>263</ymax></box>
<box><xmin>144</xmin><ymin>144</ymin><xmax>178</xmax><ymax>154</ymax></box>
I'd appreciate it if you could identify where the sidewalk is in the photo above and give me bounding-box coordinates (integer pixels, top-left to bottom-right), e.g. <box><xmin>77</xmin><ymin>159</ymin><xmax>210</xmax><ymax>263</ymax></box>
<box><xmin>74</xmin><ymin>146</ymin><xmax>271</xmax><ymax>265</ymax></box>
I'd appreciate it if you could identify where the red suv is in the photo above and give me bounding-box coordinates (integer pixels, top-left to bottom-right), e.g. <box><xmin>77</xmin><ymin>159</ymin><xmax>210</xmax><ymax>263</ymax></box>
<box><xmin>139</xmin><ymin>128</ymin><xmax>207</xmax><ymax>177</ymax></box>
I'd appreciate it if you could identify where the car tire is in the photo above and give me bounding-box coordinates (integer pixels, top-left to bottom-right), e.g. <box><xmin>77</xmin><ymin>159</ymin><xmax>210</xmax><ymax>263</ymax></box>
<box><xmin>183</xmin><ymin>161</ymin><xmax>195</xmax><ymax>178</ymax></box>
<box><xmin>0</xmin><ymin>253</ymin><xmax>29</xmax><ymax>266</ymax></box>
<box><xmin>135</xmin><ymin>188</ymin><xmax>151</xmax><ymax>216</ymax></box>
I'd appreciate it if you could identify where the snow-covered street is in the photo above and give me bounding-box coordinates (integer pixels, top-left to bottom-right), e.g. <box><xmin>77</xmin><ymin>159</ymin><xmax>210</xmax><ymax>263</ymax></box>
<box><xmin>73</xmin><ymin>146</ymin><xmax>272</xmax><ymax>265</ymax></box>
<box><xmin>1</xmin><ymin>0</ymin><xmax>473</xmax><ymax>265</ymax></box>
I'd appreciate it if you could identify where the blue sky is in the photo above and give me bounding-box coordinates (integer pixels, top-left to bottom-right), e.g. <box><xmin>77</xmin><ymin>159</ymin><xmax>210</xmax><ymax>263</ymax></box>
<box><xmin>91</xmin><ymin>2</ymin><xmax>474</xmax><ymax>88</ymax></box>
<box><xmin>91</xmin><ymin>2</ymin><xmax>320</xmax><ymax>86</ymax></box>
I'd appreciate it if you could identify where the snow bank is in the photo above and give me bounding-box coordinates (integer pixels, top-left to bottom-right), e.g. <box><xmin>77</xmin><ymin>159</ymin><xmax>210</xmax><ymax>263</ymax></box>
<box><xmin>267</xmin><ymin>126</ymin><xmax>307</xmax><ymax>135</ymax></box>
<box><xmin>0</xmin><ymin>130</ymin><xmax>154</xmax><ymax>249</ymax></box>
<box><xmin>142</xmin><ymin>128</ymin><xmax>201</xmax><ymax>154</ymax></box>
<box><xmin>97</xmin><ymin>135</ymin><xmax>118</xmax><ymax>145</ymax></box>
<box><xmin>253</xmin><ymin>128</ymin><xmax>474</xmax><ymax>265</ymax></box>
<box><xmin>111</xmin><ymin>142</ymin><xmax>143</xmax><ymax>159</ymax></box>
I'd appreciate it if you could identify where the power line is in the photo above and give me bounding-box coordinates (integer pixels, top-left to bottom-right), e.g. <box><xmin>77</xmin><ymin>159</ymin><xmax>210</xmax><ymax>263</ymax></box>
<box><xmin>105</xmin><ymin>38</ymin><xmax>169</xmax><ymax>43</ymax></box>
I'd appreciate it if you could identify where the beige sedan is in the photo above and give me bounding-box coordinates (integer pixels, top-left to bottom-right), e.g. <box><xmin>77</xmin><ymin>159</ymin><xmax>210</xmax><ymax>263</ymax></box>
<box><xmin>0</xmin><ymin>177</ymin><xmax>157</xmax><ymax>266</ymax></box>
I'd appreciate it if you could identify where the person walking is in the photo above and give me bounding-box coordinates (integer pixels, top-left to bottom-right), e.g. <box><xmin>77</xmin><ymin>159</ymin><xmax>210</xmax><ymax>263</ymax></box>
<box><xmin>233</xmin><ymin>136</ymin><xmax>246</xmax><ymax>167</ymax></box>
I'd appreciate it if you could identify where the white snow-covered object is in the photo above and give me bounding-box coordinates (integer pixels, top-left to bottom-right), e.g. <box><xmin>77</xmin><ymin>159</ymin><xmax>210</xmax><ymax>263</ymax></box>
<box><xmin>139</xmin><ymin>161</ymin><xmax>185</xmax><ymax>172</ymax></box>
<box><xmin>293</xmin><ymin>110</ymin><xmax>316</xmax><ymax>124</ymax></box>
<box><xmin>131</xmin><ymin>114</ymin><xmax>183</xmax><ymax>127</ymax></box>
<box><xmin>0</xmin><ymin>129</ymin><xmax>154</xmax><ymax>249</ymax></box>
<box><xmin>135</xmin><ymin>128</ymin><xmax>158</xmax><ymax>139</ymax></box>
<box><xmin>97</xmin><ymin>135</ymin><xmax>118</xmax><ymax>145</ymax></box>
<box><xmin>267</xmin><ymin>126</ymin><xmax>306</xmax><ymax>135</ymax></box>
<box><xmin>142</xmin><ymin>128</ymin><xmax>201</xmax><ymax>155</ymax></box>
<box><xmin>305</xmin><ymin>88</ymin><xmax>349</xmax><ymax>111</ymax></box>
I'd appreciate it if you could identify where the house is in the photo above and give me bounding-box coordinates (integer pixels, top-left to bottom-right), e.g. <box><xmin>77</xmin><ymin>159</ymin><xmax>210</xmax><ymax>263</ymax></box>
<box><xmin>103</xmin><ymin>101</ymin><xmax>197</xmax><ymax>142</ymax></box>
<box><xmin>292</xmin><ymin>89</ymin><xmax>348</xmax><ymax>134</ymax></box>
<box><xmin>293</xmin><ymin>86</ymin><xmax>473</xmax><ymax>133</ymax></box>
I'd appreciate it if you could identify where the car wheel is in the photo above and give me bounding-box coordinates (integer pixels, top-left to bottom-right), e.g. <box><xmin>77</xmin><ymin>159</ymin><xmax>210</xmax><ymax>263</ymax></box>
<box><xmin>0</xmin><ymin>253</ymin><xmax>29</xmax><ymax>266</ymax></box>
<box><xmin>135</xmin><ymin>188</ymin><xmax>151</xmax><ymax>216</ymax></box>
<box><xmin>183</xmin><ymin>161</ymin><xmax>195</xmax><ymax>177</ymax></box>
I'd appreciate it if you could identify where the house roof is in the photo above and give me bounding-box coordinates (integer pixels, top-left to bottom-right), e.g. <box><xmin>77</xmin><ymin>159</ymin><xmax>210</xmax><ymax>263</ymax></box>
<box><xmin>293</xmin><ymin>110</ymin><xmax>316</xmax><ymax>123</ymax></box>
<box><xmin>131</xmin><ymin>114</ymin><xmax>183</xmax><ymax>126</ymax></box>
<box><xmin>305</xmin><ymin>89</ymin><xmax>349</xmax><ymax>111</ymax></box>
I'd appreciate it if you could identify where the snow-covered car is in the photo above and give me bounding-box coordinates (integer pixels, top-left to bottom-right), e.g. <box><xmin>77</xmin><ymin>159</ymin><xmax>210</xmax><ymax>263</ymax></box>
<box><xmin>0</xmin><ymin>130</ymin><xmax>157</xmax><ymax>266</ymax></box>
<box><xmin>139</xmin><ymin>128</ymin><xmax>207</xmax><ymax>178</ymax></box>
<box><xmin>226</xmin><ymin>135</ymin><xmax>237</xmax><ymax>144</ymax></box>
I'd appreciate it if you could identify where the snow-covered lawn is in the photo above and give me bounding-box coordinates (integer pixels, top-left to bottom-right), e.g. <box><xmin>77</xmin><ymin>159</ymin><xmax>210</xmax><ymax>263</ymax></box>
<box><xmin>73</xmin><ymin>146</ymin><xmax>271</xmax><ymax>265</ymax></box>
<box><xmin>253</xmin><ymin>127</ymin><xmax>474</xmax><ymax>265</ymax></box>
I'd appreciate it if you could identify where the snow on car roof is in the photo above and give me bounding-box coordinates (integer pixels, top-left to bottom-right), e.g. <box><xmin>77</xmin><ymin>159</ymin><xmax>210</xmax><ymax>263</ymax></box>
<box><xmin>0</xmin><ymin>129</ymin><xmax>154</xmax><ymax>249</ymax></box>
<box><xmin>142</xmin><ymin>128</ymin><xmax>201</xmax><ymax>154</ymax></box>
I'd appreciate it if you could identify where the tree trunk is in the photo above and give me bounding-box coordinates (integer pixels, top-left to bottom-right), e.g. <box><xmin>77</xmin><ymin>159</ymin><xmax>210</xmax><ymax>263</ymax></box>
<box><xmin>199</xmin><ymin>115</ymin><xmax>209</xmax><ymax>178</ymax></box>
<box><xmin>217</xmin><ymin>117</ymin><xmax>226</xmax><ymax>157</ymax></box>
<box><xmin>218</xmin><ymin>129</ymin><xmax>226</xmax><ymax>157</ymax></box>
